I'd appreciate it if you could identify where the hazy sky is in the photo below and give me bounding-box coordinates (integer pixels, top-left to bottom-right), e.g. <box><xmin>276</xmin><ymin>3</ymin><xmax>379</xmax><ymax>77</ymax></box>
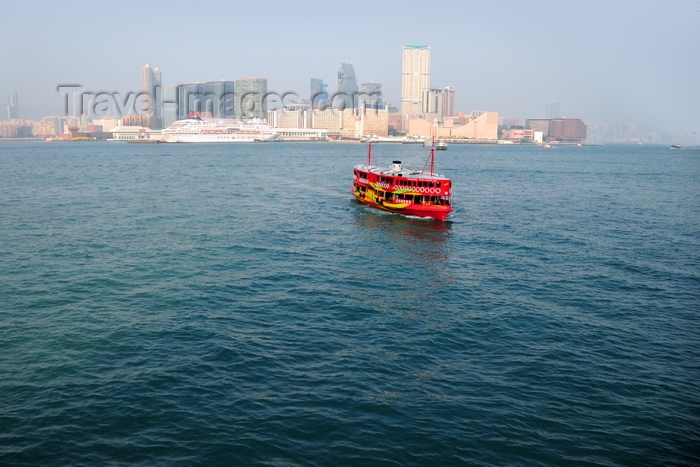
<box><xmin>2</xmin><ymin>0</ymin><xmax>699</xmax><ymax>133</ymax></box>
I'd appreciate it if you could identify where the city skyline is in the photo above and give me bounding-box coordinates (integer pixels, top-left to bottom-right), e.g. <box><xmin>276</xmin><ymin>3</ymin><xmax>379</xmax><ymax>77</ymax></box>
<box><xmin>1</xmin><ymin>0</ymin><xmax>699</xmax><ymax>139</ymax></box>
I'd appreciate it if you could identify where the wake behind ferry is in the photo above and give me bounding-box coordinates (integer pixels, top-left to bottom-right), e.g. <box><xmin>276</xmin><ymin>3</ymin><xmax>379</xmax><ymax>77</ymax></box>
<box><xmin>352</xmin><ymin>140</ymin><xmax>453</xmax><ymax>221</ymax></box>
<box><xmin>162</xmin><ymin>114</ymin><xmax>278</xmax><ymax>143</ymax></box>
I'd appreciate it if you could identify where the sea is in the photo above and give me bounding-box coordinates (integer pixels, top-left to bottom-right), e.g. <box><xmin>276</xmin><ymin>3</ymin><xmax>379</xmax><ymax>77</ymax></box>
<box><xmin>1</xmin><ymin>140</ymin><xmax>698</xmax><ymax>466</ymax></box>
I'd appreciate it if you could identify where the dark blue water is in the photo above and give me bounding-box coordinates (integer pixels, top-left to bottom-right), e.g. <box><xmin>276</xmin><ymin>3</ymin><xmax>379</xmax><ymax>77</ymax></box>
<box><xmin>1</xmin><ymin>141</ymin><xmax>698</xmax><ymax>465</ymax></box>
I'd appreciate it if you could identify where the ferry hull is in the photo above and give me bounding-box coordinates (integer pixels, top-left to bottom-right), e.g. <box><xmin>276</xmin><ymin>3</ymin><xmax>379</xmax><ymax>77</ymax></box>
<box><xmin>352</xmin><ymin>189</ymin><xmax>451</xmax><ymax>221</ymax></box>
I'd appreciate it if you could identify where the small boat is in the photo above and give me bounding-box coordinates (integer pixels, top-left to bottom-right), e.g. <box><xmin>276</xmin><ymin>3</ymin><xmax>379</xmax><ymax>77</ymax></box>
<box><xmin>436</xmin><ymin>140</ymin><xmax>448</xmax><ymax>150</ymax></box>
<box><xmin>671</xmin><ymin>144</ymin><xmax>681</xmax><ymax>149</ymax></box>
<box><xmin>351</xmin><ymin>139</ymin><xmax>453</xmax><ymax>221</ymax></box>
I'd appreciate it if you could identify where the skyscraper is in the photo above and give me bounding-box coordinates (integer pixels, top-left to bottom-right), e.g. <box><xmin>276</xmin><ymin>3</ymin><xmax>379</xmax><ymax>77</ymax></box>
<box><xmin>142</xmin><ymin>64</ymin><xmax>162</xmax><ymax>128</ymax></box>
<box><xmin>337</xmin><ymin>63</ymin><xmax>358</xmax><ymax>110</ymax></box>
<box><xmin>442</xmin><ymin>86</ymin><xmax>455</xmax><ymax>117</ymax></box>
<box><xmin>422</xmin><ymin>88</ymin><xmax>443</xmax><ymax>116</ymax></box>
<box><xmin>546</xmin><ymin>100</ymin><xmax>561</xmax><ymax>119</ymax></box>
<box><xmin>235</xmin><ymin>77</ymin><xmax>267</xmax><ymax>120</ymax></box>
<box><xmin>360</xmin><ymin>82</ymin><xmax>383</xmax><ymax>110</ymax></box>
<box><xmin>6</xmin><ymin>91</ymin><xmax>18</xmax><ymax>120</ymax></box>
<box><xmin>205</xmin><ymin>80</ymin><xmax>236</xmax><ymax>118</ymax></box>
<box><xmin>310</xmin><ymin>78</ymin><xmax>329</xmax><ymax>109</ymax></box>
<box><xmin>401</xmin><ymin>45</ymin><xmax>430</xmax><ymax>115</ymax></box>
<box><xmin>178</xmin><ymin>82</ymin><xmax>206</xmax><ymax>119</ymax></box>
<box><xmin>161</xmin><ymin>85</ymin><xmax>179</xmax><ymax>128</ymax></box>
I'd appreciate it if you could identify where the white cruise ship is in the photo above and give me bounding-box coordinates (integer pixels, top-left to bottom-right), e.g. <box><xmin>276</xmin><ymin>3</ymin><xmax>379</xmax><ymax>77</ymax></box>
<box><xmin>162</xmin><ymin>115</ymin><xmax>278</xmax><ymax>143</ymax></box>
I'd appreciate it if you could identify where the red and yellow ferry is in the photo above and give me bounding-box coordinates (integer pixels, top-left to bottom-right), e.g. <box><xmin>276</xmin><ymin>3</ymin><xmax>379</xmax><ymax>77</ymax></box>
<box><xmin>352</xmin><ymin>142</ymin><xmax>453</xmax><ymax>221</ymax></box>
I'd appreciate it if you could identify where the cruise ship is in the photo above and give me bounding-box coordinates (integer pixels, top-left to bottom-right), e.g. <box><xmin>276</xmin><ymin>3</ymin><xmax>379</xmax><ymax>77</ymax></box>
<box><xmin>162</xmin><ymin>115</ymin><xmax>278</xmax><ymax>143</ymax></box>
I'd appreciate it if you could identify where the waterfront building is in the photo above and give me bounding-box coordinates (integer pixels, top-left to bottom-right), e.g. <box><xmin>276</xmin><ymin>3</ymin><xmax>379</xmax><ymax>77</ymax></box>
<box><xmin>310</xmin><ymin>108</ymin><xmax>342</xmax><ymax>134</ymax></box>
<box><xmin>526</xmin><ymin>118</ymin><xmax>551</xmax><ymax>136</ymax></box>
<box><xmin>270</xmin><ymin>127</ymin><xmax>328</xmax><ymax>141</ymax></box>
<box><xmin>548</xmin><ymin>118</ymin><xmax>587</xmax><ymax>142</ymax></box>
<box><xmin>388</xmin><ymin>113</ymin><xmax>405</xmax><ymax>133</ymax></box>
<box><xmin>337</xmin><ymin>63</ymin><xmax>358</xmax><ymax>110</ymax></box>
<box><xmin>401</xmin><ymin>45</ymin><xmax>430</xmax><ymax>116</ymax></box>
<box><xmin>525</xmin><ymin>117</ymin><xmax>587</xmax><ymax>143</ymax></box>
<box><xmin>110</xmin><ymin>125</ymin><xmax>162</xmax><ymax>141</ymax></box>
<box><xmin>32</xmin><ymin>117</ymin><xmax>65</xmax><ymax>137</ymax></box>
<box><xmin>90</xmin><ymin>118</ymin><xmax>119</xmax><ymax>133</ymax></box>
<box><xmin>6</xmin><ymin>91</ymin><xmax>19</xmax><ymax>120</ymax></box>
<box><xmin>235</xmin><ymin>77</ymin><xmax>267</xmax><ymax>120</ymax></box>
<box><xmin>501</xmin><ymin>127</ymin><xmax>535</xmax><ymax>143</ymax></box>
<box><xmin>361</xmin><ymin>108</ymin><xmax>389</xmax><ymax>137</ymax></box>
<box><xmin>408</xmin><ymin>111</ymin><xmax>499</xmax><ymax>140</ymax></box>
<box><xmin>121</xmin><ymin>115</ymin><xmax>150</xmax><ymax>127</ymax></box>
<box><xmin>0</xmin><ymin>119</ymin><xmax>33</xmax><ymax>138</ymax></box>
<box><xmin>267</xmin><ymin>108</ymin><xmax>309</xmax><ymax>129</ymax></box>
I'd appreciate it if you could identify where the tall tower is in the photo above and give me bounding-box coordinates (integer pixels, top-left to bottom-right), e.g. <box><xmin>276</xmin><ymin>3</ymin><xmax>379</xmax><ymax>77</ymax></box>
<box><xmin>310</xmin><ymin>78</ymin><xmax>329</xmax><ymax>109</ymax></box>
<box><xmin>401</xmin><ymin>45</ymin><xmax>430</xmax><ymax>116</ymax></box>
<box><xmin>360</xmin><ymin>82</ymin><xmax>383</xmax><ymax>110</ymax></box>
<box><xmin>6</xmin><ymin>91</ymin><xmax>19</xmax><ymax>120</ymax></box>
<box><xmin>337</xmin><ymin>63</ymin><xmax>358</xmax><ymax>110</ymax></box>
<box><xmin>142</xmin><ymin>64</ymin><xmax>162</xmax><ymax>128</ymax></box>
<box><xmin>546</xmin><ymin>100</ymin><xmax>561</xmax><ymax>119</ymax></box>
<box><xmin>442</xmin><ymin>86</ymin><xmax>455</xmax><ymax>117</ymax></box>
<box><xmin>235</xmin><ymin>77</ymin><xmax>268</xmax><ymax>120</ymax></box>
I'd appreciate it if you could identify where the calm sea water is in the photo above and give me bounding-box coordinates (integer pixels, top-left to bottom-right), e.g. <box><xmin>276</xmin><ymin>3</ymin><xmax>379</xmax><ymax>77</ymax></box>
<box><xmin>1</xmin><ymin>140</ymin><xmax>698</xmax><ymax>465</ymax></box>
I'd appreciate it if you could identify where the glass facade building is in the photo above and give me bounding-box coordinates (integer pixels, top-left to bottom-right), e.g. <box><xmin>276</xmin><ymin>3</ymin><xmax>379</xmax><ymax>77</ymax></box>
<box><xmin>337</xmin><ymin>63</ymin><xmax>358</xmax><ymax>110</ymax></box>
<box><xmin>235</xmin><ymin>78</ymin><xmax>267</xmax><ymax>120</ymax></box>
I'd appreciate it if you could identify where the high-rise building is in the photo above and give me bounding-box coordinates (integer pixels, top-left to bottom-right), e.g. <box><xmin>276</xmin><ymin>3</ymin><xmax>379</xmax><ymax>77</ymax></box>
<box><xmin>177</xmin><ymin>83</ymin><xmax>206</xmax><ymax>119</ymax></box>
<box><xmin>142</xmin><ymin>64</ymin><xmax>162</xmax><ymax>128</ymax></box>
<box><xmin>442</xmin><ymin>86</ymin><xmax>455</xmax><ymax>117</ymax></box>
<box><xmin>175</xmin><ymin>81</ymin><xmax>235</xmax><ymax>120</ymax></box>
<box><xmin>310</xmin><ymin>78</ymin><xmax>329</xmax><ymax>109</ymax></box>
<box><xmin>161</xmin><ymin>85</ymin><xmax>179</xmax><ymax>128</ymax></box>
<box><xmin>421</xmin><ymin>86</ymin><xmax>455</xmax><ymax>120</ymax></box>
<box><xmin>401</xmin><ymin>45</ymin><xmax>430</xmax><ymax>115</ymax></box>
<box><xmin>205</xmin><ymin>80</ymin><xmax>236</xmax><ymax>118</ymax></box>
<box><xmin>360</xmin><ymin>82</ymin><xmax>383</xmax><ymax>110</ymax></box>
<box><xmin>337</xmin><ymin>63</ymin><xmax>358</xmax><ymax>110</ymax></box>
<box><xmin>422</xmin><ymin>88</ymin><xmax>443</xmax><ymax>116</ymax></box>
<box><xmin>6</xmin><ymin>91</ymin><xmax>18</xmax><ymax>120</ymax></box>
<box><xmin>546</xmin><ymin>100</ymin><xmax>561</xmax><ymax>119</ymax></box>
<box><xmin>235</xmin><ymin>77</ymin><xmax>267</xmax><ymax>120</ymax></box>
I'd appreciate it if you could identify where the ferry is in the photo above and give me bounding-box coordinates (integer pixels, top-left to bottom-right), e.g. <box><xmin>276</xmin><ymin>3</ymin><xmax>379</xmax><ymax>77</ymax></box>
<box><xmin>352</xmin><ymin>140</ymin><xmax>453</xmax><ymax>221</ymax></box>
<box><xmin>162</xmin><ymin>114</ymin><xmax>278</xmax><ymax>143</ymax></box>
